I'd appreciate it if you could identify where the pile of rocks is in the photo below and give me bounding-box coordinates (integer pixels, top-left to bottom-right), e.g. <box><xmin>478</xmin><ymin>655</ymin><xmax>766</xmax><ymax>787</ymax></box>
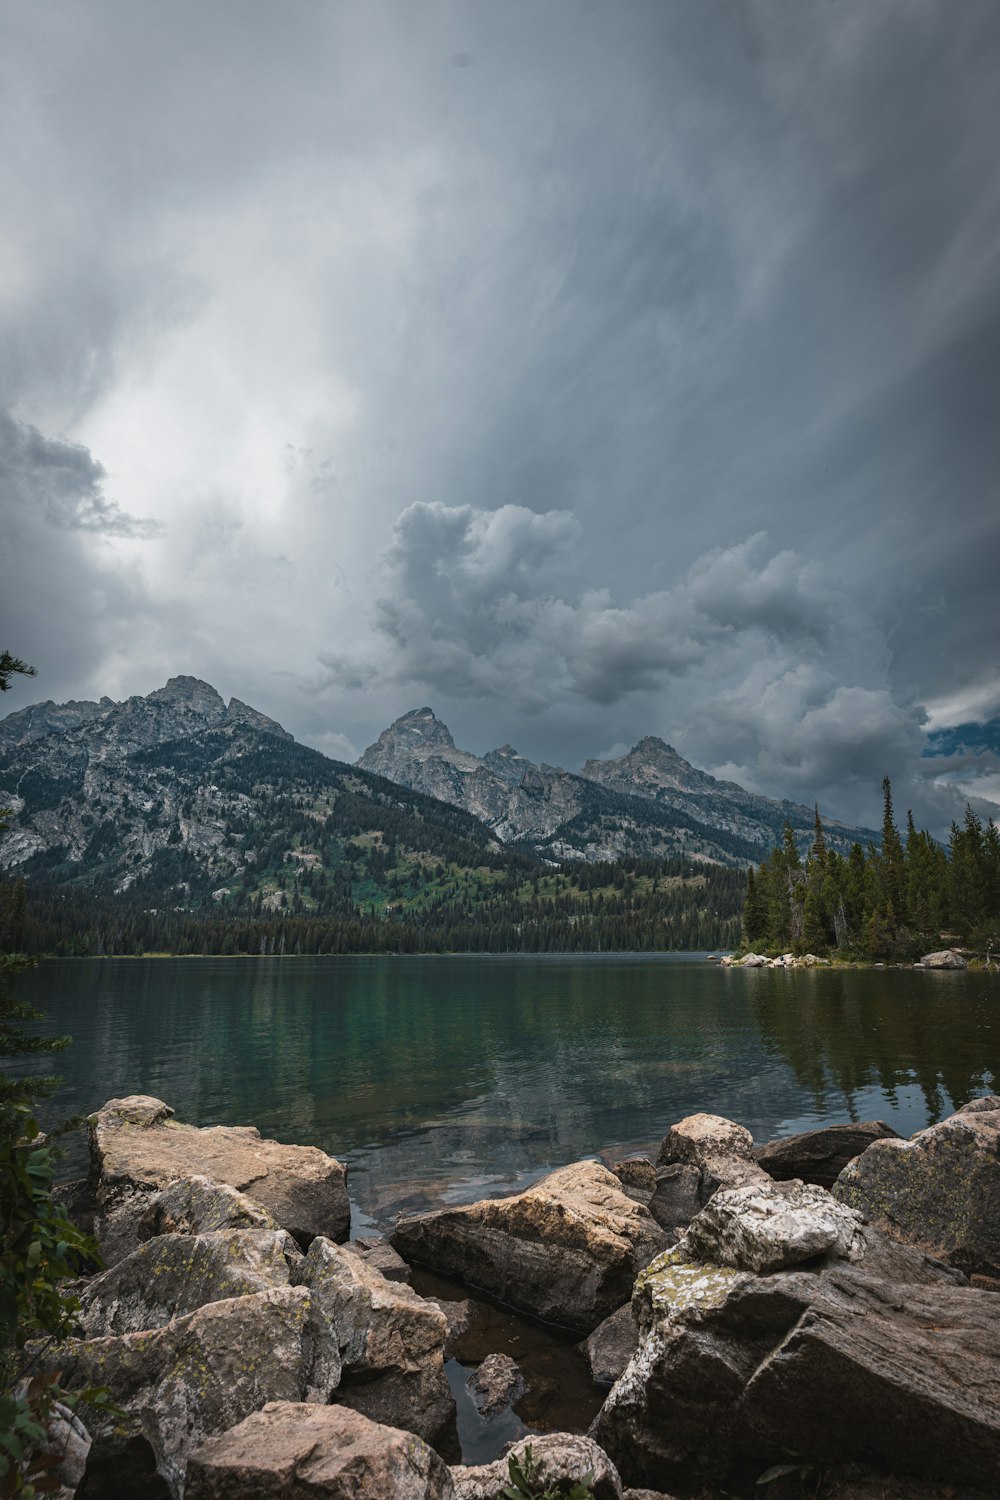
<box><xmin>34</xmin><ymin>1093</ymin><xmax>1000</xmax><ymax>1499</ymax></box>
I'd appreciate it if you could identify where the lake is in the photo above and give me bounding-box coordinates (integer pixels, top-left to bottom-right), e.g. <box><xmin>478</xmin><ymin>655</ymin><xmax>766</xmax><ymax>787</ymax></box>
<box><xmin>15</xmin><ymin>953</ymin><xmax>999</xmax><ymax>1228</ymax></box>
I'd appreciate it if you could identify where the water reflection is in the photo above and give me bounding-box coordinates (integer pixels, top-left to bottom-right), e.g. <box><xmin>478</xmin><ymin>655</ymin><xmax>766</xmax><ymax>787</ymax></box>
<box><xmin>16</xmin><ymin>956</ymin><xmax>997</xmax><ymax>1223</ymax></box>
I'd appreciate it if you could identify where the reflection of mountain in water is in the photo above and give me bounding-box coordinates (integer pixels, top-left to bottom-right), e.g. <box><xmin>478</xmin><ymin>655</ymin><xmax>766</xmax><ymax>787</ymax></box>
<box><xmin>20</xmin><ymin>957</ymin><xmax>998</xmax><ymax>1223</ymax></box>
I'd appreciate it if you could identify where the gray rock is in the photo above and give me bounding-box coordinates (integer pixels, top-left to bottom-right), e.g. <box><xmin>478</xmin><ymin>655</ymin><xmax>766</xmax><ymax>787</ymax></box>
<box><xmin>77</xmin><ymin>1227</ymin><xmax>303</xmax><ymax>1336</ymax></box>
<box><xmin>137</xmin><ymin>1173</ymin><xmax>278</xmax><ymax>1239</ymax></box>
<box><xmin>467</xmin><ymin>1352</ymin><xmax>526</xmax><ymax>1418</ymax></box>
<box><xmin>185</xmin><ymin>1401</ymin><xmax>455</xmax><ymax>1499</ymax></box>
<box><xmin>593</xmin><ymin>1257</ymin><xmax>1000</xmax><ymax>1493</ymax></box>
<box><xmin>391</xmin><ymin>1161</ymin><xmax>669</xmax><ymax>1333</ymax></box>
<box><xmin>655</xmin><ymin>1113</ymin><xmax>768</xmax><ymax>1222</ymax></box>
<box><xmin>834</xmin><ymin>1096</ymin><xmax>1000</xmax><ymax>1278</ymax></box>
<box><xmin>89</xmin><ymin>1096</ymin><xmax>349</xmax><ymax>1264</ymax></box>
<box><xmin>342</xmin><ymin>1233</ymin><xmax>412</xmax><ymax>1283</ymax></box>
<box><xmin>63</xmin><ymin>1286</ymin><xmax>319</xmax><ymax>1498</ymax></box>
<box><xmin>452</xmin><ymin>1433</ymin><xmax>622</xmax><ymax>1500</ymax></box>
<box><xmin>580</xmin><ymin>1301</ymin><xmax>639</xmax><ymax>1386</ymax></box>
<box><xmin>647</xmin><ymin>1163</ymin><xmax>702</xmax><ymax>1234</ymax></box>
<box><xmin>755</xmin><ymin>1120</ymin><xmax>902</xmax><ymax>1190</ymax></box>
<box><xmin>679</xmin><ymin>1179</ymin><xmax>866</xmax><ymax>1274</ymax></box>
<box><xmin>297</xmin><ymin>1236</ymin><xmax>455</xmax><ymax>1448</ymax></box>
<box><xmin>920</xmin><ymin>948</ymin><xmax>969</xmax><ymax>969</ymax></box>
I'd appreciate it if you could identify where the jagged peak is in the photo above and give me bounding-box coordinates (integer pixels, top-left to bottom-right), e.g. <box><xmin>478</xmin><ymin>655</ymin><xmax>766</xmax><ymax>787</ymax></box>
<box><xmin>630</xmin><ymin>735</ymin><xmax>684</xmax><ymax>760</ymax></box>
<box><xmin>146</xmin><ymin>675</ymin><xmax>226</xmax><ymax>708</ymax></box>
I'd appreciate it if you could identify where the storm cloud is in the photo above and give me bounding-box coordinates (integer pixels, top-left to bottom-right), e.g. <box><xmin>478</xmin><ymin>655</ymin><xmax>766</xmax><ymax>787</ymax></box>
<box><xmin>0</xmin><ymin>0</ymin><xmax>998</xmax><ymax>834</ymax></box>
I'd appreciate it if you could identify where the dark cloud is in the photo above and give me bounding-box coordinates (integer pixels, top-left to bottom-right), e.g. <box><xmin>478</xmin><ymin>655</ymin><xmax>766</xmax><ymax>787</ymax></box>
<box><xmin>0</xmin><ymin>1</ymin><xmax>998</xmax><ymax>835</ymax></box>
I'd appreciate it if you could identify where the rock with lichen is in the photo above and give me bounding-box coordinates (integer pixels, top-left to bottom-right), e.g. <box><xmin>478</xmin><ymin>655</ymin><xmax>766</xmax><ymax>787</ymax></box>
<box><xmin>77</xmin><ymin>1227</ymin><xmax>304</xmax><ymax>1337</ymax></box>
<box><xmin>833</xmin><ymin>1095</ymin><xmax>1000</xmax><ymax>1278</ymax></box>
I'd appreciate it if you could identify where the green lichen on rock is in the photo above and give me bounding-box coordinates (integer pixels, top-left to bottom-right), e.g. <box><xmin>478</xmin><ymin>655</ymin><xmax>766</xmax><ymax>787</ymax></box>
<box><xmin>633</xmin><ymin>1247</ymin><xmax>747</xmax><ymax>1332</ymax></box>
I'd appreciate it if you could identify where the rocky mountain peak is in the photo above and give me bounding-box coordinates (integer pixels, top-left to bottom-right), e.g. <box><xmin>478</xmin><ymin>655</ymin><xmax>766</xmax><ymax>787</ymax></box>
<box><xmin>362</xmin><ymin>707</ymin><xmax>458</xmax><ymax>761</ymax></box>
<box><xmin>146</xmin><ymin>676</ymin><xmax>227</xmax><ymax>718</ymax></box>
<box><xmin>631</xmin><ymin>735</ymin><xmax>682</xmax><ymax>761</ymax></box>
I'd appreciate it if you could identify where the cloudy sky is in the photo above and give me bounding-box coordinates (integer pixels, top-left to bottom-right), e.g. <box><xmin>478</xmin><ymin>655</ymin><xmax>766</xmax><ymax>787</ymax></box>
<box><xmin>2</xmin><ymin>0</ymin><xmax>998</xmax><ymax>833</ymax></box>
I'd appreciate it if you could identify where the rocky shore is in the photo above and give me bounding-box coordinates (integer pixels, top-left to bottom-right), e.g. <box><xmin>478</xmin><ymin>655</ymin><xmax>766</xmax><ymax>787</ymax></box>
<box><xmin>32</xmin><ymin>1093</ymin><xmax>1000</xmax><ymax>1499</ymax></box>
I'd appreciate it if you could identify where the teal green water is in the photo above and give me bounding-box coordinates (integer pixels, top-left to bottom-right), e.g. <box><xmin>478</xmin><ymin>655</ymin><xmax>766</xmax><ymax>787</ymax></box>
<box><xmin>15</xmin><ymin>954</ymin><xmax>999</xmax><ymax>1227</ymax></box>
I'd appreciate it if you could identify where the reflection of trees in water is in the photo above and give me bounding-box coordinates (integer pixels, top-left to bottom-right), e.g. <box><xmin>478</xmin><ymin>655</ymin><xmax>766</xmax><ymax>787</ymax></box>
<box><xmin>748</xmin><ymin>969</ymin><xmax>998</xmax><ymax>1124</ymax></box>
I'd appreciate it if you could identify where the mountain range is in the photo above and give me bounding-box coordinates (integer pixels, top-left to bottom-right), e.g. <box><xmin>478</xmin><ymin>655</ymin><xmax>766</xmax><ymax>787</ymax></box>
<box><xmin>0</xmin><ymin>677</ymin><xmax>875</xmax><ymax>917</ymax></box>
<box><xmin>358</xmin><ymin>707</ymin><xmax>876</xmax><ymax>863</ymax></box>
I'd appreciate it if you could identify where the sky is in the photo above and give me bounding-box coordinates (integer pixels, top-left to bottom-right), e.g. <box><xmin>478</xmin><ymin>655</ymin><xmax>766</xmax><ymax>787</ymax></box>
<box><xmin>1</xmin><ymin>0</ymin><xmax>998</xmax><ymax>835</ymax></box>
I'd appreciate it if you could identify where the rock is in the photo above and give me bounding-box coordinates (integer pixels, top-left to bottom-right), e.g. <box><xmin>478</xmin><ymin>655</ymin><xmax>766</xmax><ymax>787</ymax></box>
<box><xmin>185</xmin><ymin>1401</ymin><xmax>455</xmax><ymax>1499</ymax></box>
<box><xmin>391</xmin><ymin>1161</ymin><xmax>670</xmax><ymax>1333</ymax></box>
<box><xmin>136</xmin><ymin>1173</ymin><xmax>279</xmax><ymax>1239</ymax></box>
<box><xmin>611</xmin><ymin>1156</ymin><xmax>657</xmax><ymax>1196</ymax></box>
<box><xmin>297</xmin><ymin>1236</ymin><xmax>455</xmax><ymax>1448</ymax></box>
<box><xmin>647</xmin><ymin>1163</ymin><xmax>702</xmax><ymax>1234</ymax></box>
<box><xmin>580</xmin><ymin>1301</ymin><xmax>639</xmax><ymax>1386</ymax></box>
<box><xmin>342</xmin><ymin>1234</ymin><xmax>412</xmax><ymax>1283</ymax></box>
<box><xmin>64</xmin><ymin>1286</ymin><xmax>319</xmax><ymax>1498</ymax></box>
<box><xmin>679</xmin><ymin>1179</ymin><xmax>867</xmax><ymax>1274</ymax></box>
<box><xmin>920</xmin><ymin>948</ymin><xmax>968</xmax><ymax>969</ymax></box>
<box><xmin>622</xmin><ymin>1492</ymin><xmax>681</xmax><ymax>1500</ymax></box>
<box><xmin>755</xmin><ymin>1121</ymin><xmax>902</xmax><ymax>1190</ymax></box>
<box><xmin>834</xmin><ymin>1095</ymin><xmax>1000</xmax><ymax>1278</ymax></box>
<box><xmin>89</xmin><ymin>1096</ymin><xmax>349</xmax><ymax>1264</ymax></box>
<box><xmin>467</xmin><ymin>1352</ymin><xmax>527</xmax><ymax>1418</ymax></box>
<box><xmin>739</xmin><ymin>952</ymin><xmax>769</xmax><ymax>966</ymax></box>
<box><xmin>593</xmin><ymin>1258</ymin><xmax>1000</xmax><ymax>1493</ymax></box>
<box><xmin>452</xmin><ymin>1433</ymin><xmax>622</xmax><ymax>1500</ymax></box>
<box><xmin>656</xmin><ymin>1113</ymin><xmax>767</xmax><ymax>1212</ymax></box>
<box><xmin>77</xmin><ymin>1227</ymin><xmax>303</xmax><ymax>1337</ymax></box>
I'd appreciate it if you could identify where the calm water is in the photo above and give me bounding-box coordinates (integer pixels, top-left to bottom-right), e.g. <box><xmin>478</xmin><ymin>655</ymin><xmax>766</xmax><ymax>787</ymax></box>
<box><xmin>14</xmin><ymin>954</ymin><xmax>999</xmax><ymax>1227</ymax></box>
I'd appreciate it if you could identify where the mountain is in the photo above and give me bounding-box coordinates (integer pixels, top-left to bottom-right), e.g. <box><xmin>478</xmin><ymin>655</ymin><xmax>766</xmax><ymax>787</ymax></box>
<box><xmin>0</xmin><ymin>679</ymin><xmax>747</xmax><ymax>954</ymax></box>
<box><xmin>0</xmin><ymin>677</ymin><xmax>516</xmax><ymax>904</ymax></box>
<box><xmin>579</xmin><ymin>736</ymin><xmax>874</xmax><ymax>854</ymax></box>
<box><xmin>359</xmin><ymin>709</ymin><xmax>877</xmax><ymax>863</ymax></box>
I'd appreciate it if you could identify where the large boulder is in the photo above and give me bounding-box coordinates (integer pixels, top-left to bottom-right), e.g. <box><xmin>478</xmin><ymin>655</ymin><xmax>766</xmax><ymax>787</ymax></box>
<box><xmin>755</xmin><ymin>1120</ymin><xmax>901</xmax><ymax>1190</ymax></box>
<box><xmin>88</xmin><ymin>1096</ymin><xmax>350</xmax><ymax>1264</ymax></box>
<box><xmin>833</xmin><ymin>1095</ymin><xmax>1000</xmax><ymax>1278</ymax></box>
<box><xmin>65</xmin><ymin>1287</ymin><xmax>319</xmax><ymax>1498</ymax></box>
<box><xmin>592</xmin><ymin>1183</ymin><xmax>997</xmax><ymax>1493</ymax></box>
<box><xmin>919</xmin><ymin>948</ymin><xmax>968</xmax><ymax>969</ymax></box>
<box><xmin>297</xmin><ymin>1236</ymin><xmax>455</xmax><ymax>1449</ymax></box>
<box><xmin>451</xmin><ymin>1433</ymin><xmax>622</xmax><ymax>1500</ymax></box>
<box><xmin>185</xmin><ymin>1402</ymin><xmax>455</xmax><ymax>1499</ymax></box>
<box><xmin>77</xmin><ymin>1228</ymin><xmax>303</xmax><ymax>1337</ymax></box>
<box><xmin>391</xmin><ymin>1161</ymin><xmax>669</xmax><ymax>1333</ymax></box>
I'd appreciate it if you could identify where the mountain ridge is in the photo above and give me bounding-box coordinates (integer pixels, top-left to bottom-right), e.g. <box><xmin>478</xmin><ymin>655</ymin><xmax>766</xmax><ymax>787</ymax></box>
<box><xmin>358</xmin><ymin>706</ymin><xmax>878</xmax><ymax>862</ymax></box>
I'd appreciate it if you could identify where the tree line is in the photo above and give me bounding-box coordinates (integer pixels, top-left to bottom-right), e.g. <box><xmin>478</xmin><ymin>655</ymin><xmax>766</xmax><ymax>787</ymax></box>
<box><xmin>0</xmin><ymin>855</ymin><xmax>745</xmax><ymax>957</ymax></box>
<box><xmin>743</xmin><ymin>777</ymin><xmax>1000</xmax><ymax>960</ymax></box>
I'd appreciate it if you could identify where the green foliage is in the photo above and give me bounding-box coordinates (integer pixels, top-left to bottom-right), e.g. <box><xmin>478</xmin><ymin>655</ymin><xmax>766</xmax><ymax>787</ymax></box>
<box><xmin>741</xmin><ymin>777</ymin><xmax>1000</xmax><ymax>960</ymax></box>
<box><xmin>502</xmin><ymin>1444</ymin><xmax>595</xmax><ymax>1500</ymax></box>
<box><xmin>0</xmin><ymin>1115</ymin><xmax>113</xmax><ymax>1498</ymax></box>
